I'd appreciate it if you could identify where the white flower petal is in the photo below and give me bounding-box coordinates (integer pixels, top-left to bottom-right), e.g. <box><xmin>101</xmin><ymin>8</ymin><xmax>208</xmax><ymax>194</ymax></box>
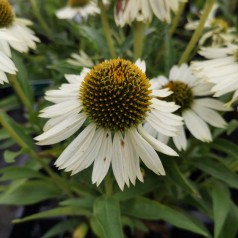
<box><xmin>35</xmin><ymin>113</ymin><xmax>86</xmax><ymax>145</ymax></box>
<box><xmin>183</xmin><ymin>109</ymin><xmax>212</xmax><ymax>142</ymax></box>
<box><xmin>129</xmin><ymin>128</ymin><xmax>165</xmax><ymax>176</ymax></box>
<box><xmin>92</xmin><ymin>131</ymin><xmax>112</xmax><ymax>186</ymax></box>
<box><xmin>138</xmin><ymin>125</ymin><xmax>178</xmax><ymax>156</ymax></box>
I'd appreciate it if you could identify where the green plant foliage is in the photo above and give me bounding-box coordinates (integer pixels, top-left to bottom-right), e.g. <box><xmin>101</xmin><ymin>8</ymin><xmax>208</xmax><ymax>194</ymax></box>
<box><xmin>0</xmin><ymin>0</ymin><xmax>238</xmax><ymax>237</ymax></box>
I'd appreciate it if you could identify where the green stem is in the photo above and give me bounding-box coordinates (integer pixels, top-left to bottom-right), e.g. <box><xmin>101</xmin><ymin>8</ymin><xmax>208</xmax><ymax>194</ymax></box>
<box><xmin>155</xmin><ymin>2</ymin><xmax>186</xmax><ymax>65</ymax></box>
<box><xmin>178</xmin><ymin>0</ymin><xmax>215</xmax><ymax>65</ymax></box>
<box><xmin>104</xmin><ymin>173</ymin><xmax>113</xmax><ymax>196</ymax></box>
<box><xmin>169</xmin><ymin>1</ymin><xmax>187</xmax><ymax>36</ymax></box>
<box><xmin>0</xmin><ymin>111</ymin><xmax>74</xmax><ymax>198</ymax></box>
<box><xmin>8</xmin><ymin>74</ymin><xmax>33</xmax><ymax>114</ymax></box>
<box><xmin>29</xmin><ymin>0</ymin><xmax>53</xmax><ymax>39</ymax></box>
<box><xmin>133</xmin><ymin>21</ymin><xmax>145</xmax><ymax>60</ymax></box>
<box><xmin>98</xmin><ymin>0</ymin><xmax>116</xmax><ymax>58</ymax></box>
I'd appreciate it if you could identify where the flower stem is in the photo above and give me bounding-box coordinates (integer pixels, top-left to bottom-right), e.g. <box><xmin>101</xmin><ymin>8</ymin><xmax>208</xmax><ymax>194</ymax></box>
<box><xmin>133</xmin><ymin>21</ymin><xmax>144</xmax><ymax>60</ymax></box>
<box><xmin>0</xmin><ymin>111</ymin><xmax>74</xmax><ymax>198</ymax></box>
<box><xmin>178</xmin><ymin>0</ymin><xmax>215</xmax><ymax>65</ymax></box>
<box><xmin>29</xmin><ymin>0</ymin><xmax>53</xmax><ymax>39</ymax></box>
<box><xmin>98</xmin><ymin>0</ymin><xmax>116</xmax><ymax>58</ymax></box>
<box><xmin>8</xmin><ymin>74</ymin><xmax>33</xmax><ymax>114</ymax></box>
<box><xmin>104</xmin><ymin>173</ymin><xmax>113</xmax><ymax>196</ymax></box>
<box><xmin>169</xmin><ymin>1</ymin><xmax>187</xmax><ymax>36</ymax></box>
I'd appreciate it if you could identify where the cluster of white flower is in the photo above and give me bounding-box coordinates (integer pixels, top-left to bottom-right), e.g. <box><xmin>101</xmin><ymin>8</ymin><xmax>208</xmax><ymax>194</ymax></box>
<box><xmin>0</xmin><ymin>0</ymin><xmax>39</xmax><ymax>84</ymax></box>
<box><xmin>34</xmin><ymin>0</ymin><xmax>238</xmax><ymax>190</ymax></box>
<box><xmin>1</xmin><ymin>0</ymin><xmax>237</xmax><ymax>190</ymax></box>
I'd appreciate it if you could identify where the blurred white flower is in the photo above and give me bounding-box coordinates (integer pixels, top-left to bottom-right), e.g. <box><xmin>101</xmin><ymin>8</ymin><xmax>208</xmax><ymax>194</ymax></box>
<box><xmin>192</xmin><ymin>44</ymin><xmax>238</xmax><ymax>105</ymax></box>
<box><xmin>185</xmin><ymin>3</ymin><xmax>237</xmax><ymax>46</ymax></box>
<box><xmin>67</xmin><ymin>50</ymin><xmax>94</xmax><ymax>68</ymax></box>
<box><xmin>114</xmin><ymin>0</ymin><xmax>186</xmax><ymax>27</ymax></box>
<box><xmin>35</xmin><ymin>59</ymin><xmax>182</xmax><ymax>190</ymax></box>
<box><xmin>0</xmin><ymin>0</ymin><xmax>40</xmax><ymax>57</ymax></box>
<box><xmin>146</xmin><ymin>64</ymin><xmax>229</xmax><ymax>150</ymax></box>
<box><xmin>0</xmin><ymin>51</ymin><xmax>17</xmax><ymax>84</ymax></box>
<box><xmin>56</xmin><ymin>0</ymin><xmax>108</xmax><ymax>20</ymax></box>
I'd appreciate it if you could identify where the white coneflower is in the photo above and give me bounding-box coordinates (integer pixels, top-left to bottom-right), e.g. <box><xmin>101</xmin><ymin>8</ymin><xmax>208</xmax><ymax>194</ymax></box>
<box><xmin>192</xmin><ymin>44</ymin><xmax>238</xmax><ymax>105</ymax></box>
<box><xmin>146</xmin><ymin>64</ymin><xmax>229</xmax><ymax>151</ymax></box>
<box><xmin>185</xmin><ymin>3</ymin><xmax>238</xmax><ymax>46</ymax></box>
<box><xmin>67</xmin><ymin>50</ymin><xmax>94</xmax><ymax>68</ymax></box>
<box><xmin>56</xmin><ymin>0</ymin><xmax>107</xmax><ymax>20</ymax></box>
<box><xmin>0</xmin><ymin>0</ymin><xmax>40</xmax><ymax>57</ymax></box>
<box><xmin>114</xmin><ymin>0</ymin><xmax>186</xmax><ymax>27</ymax></box>
<box><xmin>35</xmin><ymin>58</ymin><xmax>183</xmax><ymax>190</ymax></box>
<box><xmin>0</xmin><ymin>51</ymin><xmax>17</xmax><ymax>84</ymax></box>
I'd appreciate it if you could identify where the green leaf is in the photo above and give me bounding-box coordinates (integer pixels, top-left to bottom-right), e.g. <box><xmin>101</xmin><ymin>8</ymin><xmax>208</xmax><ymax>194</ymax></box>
<box><xmin>0</xmin><ymin>95</ymin><xmax>20</xmax><ymax>111</ymax></box>
<box><xmin>0</xmin><ymin>128</ymin><xmax>9</xmax><ymax>141</ymax></box>
<box><xmin>114</xmin><ymin>174</ymin><xmax>161</xmax><ymax>201</ymax></box>
<box><xmin>0</xmin><ymin>166</ymin><xmax>43</xmax><ymax>181</ymax></box>
<box><xmin>94</xmin><ymin>196</ymin><xmax>124</xmax><ymax>238</ymax></box>
<box><xmin>218</xmin><ymin>202</ymin><xmax>238</xmax><ymax>238</ymax></box>
<box><xmin>0</xmin><ymin>180</ymin><xmax>61</xmax><ymax>205</ymax></box>
<box><xmin>188</xmin><ymin>156</ymin><xmax>238</xmax><ymax>189</ymax></box>
<box><xmin>42</xmin><ymin>219</ymin><xmax>79</xmax><ymax>238</ymax></box>
<box><xmin>211</xmin><ymin>138</ymin><xmax>238</xmax><ymax>160</ymax></box>
<box><xmin>60</xmin><ymin>197</ymin><xmax>95</xmax><ymax>209</ymax></box>
<box><xmin>90</xmin><ymin>217</ymin><xmax>104</xmax><ymax>238</ymax></box>
<box><xmin>122</xmin><ymin>197</ymin><xmax>209</xmax><ymax>237</ymax></box>
<box><xmin>3</xmin><ymin>148</ymin><xmax>27</xmax><ymax>163</ymax></box>
<box><xmin>0</xmin><ymin>111</ymin><xmax>35</xmax><ymax>150</ymax></box>
<box><xmin>211</xmin><ymin>182</ymin><xmax>230</xmax><ymax>238</ymax></box>
<box><xmin>12</xmin><ymin>51</ymin><xmax>34</xmax><ymax>104</ymax></box>
<box><xmin>163</xmin><ymin>156</ymin><xmax>198</xmax><ymax>195</ymax></box>
<box><xmin>121</xmin><ymin>216</ymin><xmax>149</xmax><ymax>233</ymax></box>
<box><xmin>226</xmin><ymin>119</ymin><xmax>238</xmax><ymax>135</ymax></box>
<box><xmin>13</xmin><ymin>206</ymin><xmax>91</xmax><ymax>223</ymax></box>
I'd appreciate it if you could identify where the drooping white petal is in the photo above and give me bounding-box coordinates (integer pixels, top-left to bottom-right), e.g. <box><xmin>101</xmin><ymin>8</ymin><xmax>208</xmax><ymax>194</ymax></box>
<box><xmin>172</xmin><ymin>125</ymin><xmax>187</xmax><ymax>151</ymax></box>
<box><xmin>39</xmin><ymin>100</ymin><xmax>82</xmax><ymax>118</ymax></box>
<box><xmin>124</xmin><ymin>132</ymin><xmax>143</xmax><ymax>184</ymax></box>
<box><xmin>192</xmin><ymin>101</ymin><xmax>227</xmax><ymax>128</ymax></box>
<box><xmin>138</xmin><ymin>125</ymin><xmax>178</xmax><ymax>156</ymax></box>
<box><xmin>92</xmin><ymin>131</ymin><xmax>112</xmax><ymax>186</ymax></box>
<box><xmin>55</xmin><ymin>123</ymin><xmax>96</xmax><ymax>168</ymax></box>
<box><xmin>35</xmin><ymin>113</ymin><xmax>87</xmax><ymax>145</ymax></box>
<box><xmin>183</xmin><ymin>109</ymin><xmax>212</xmax><ymax>142</ymax></box>
<box><xmin>111</xmin><ymin>132</ymin><xmax>130</xmax><ymax>190</ymax></box>
<box><xmin>128</xmin><ymin>128</ymin><xmax>165</xmax><ymax>176</ymax></box>
<box><xmin>70</xmin><ymin>128</ymin><xmax>105</xmax><ymax>175</ymax></box>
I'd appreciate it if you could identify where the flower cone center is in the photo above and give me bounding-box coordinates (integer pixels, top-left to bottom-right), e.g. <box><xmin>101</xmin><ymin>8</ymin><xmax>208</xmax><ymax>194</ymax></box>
<box><xmin>164</xmin><ymin>81</ymin><xmax>194</xmax><ymax>113</ymax></box>
<box><xmin>80</xmin><ymin>59</ymin><xmax>152</xmax><ymax>131</ymax></box>
<box><xmin>211</xmin><ymin>18</ymin><xmax>229</xmax><ymax>32</ymax></box>
<box><xmin>68</xmin><ymin>0</ymin><xmax>90</xmax><ymax>7</ymax></box>
<box><xmin>0</xmin><ymin>0</ymin><xmax>14</xmax><ymax>28</ymax></box>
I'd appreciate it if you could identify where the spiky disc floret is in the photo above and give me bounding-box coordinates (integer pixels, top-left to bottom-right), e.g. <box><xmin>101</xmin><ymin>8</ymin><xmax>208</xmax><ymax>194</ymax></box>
<box><xmin>80</xmin><ymin>59</ymin><xmax>152</xmax><ymax>131</ymax></box>
<box><xmin>0</xmin><ymin>0</ymin><xmax>14</xmax><ymax>28</ymax></box>
<box><xmin>164</xmin><ymin>80</ymin><xmax>194</xmax><ymax>113</ymax></box>
<box><xmin>68</xmin><ymin>0</ymin><xmax>90</xmax><ymax>7</ymax></box>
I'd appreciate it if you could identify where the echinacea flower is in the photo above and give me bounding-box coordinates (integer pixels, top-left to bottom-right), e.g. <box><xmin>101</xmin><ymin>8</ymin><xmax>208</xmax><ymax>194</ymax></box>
<box><xmin>146</xmin><ymin>64</ymin><xmax>229</xmax><ymax>151</ymax></box>
<box><xmin>192</xmin><ymin>44</ymin><xmax>238</xmax><ymax>105</ymax></box>
<box><xmin>0</xmin><ymin>0</ymin><xmax>40</xmax><ymax>57</ymax></box>
<box><xmin>0</xmin><ymin>51</ymin><xmax>17</xmax><ymax>84</ymax></box>
<box><xmin>185</xmin><ymin>3</ymin><xmax>237</xmax><ymax>46</ymax></box>
<box><xmin>114</xmin><ymin>0</ymin><xmax>186</xmax><ymax>27</ymax></box>
<box><xmin>35</xmin><ymin>59</ymin><xmax>183</xmax><ymax>190</ymax></box>
<box><xmin>56</xmin><ymin>0</ymin><xmax>108</xmax><ymax>20</ymax></box>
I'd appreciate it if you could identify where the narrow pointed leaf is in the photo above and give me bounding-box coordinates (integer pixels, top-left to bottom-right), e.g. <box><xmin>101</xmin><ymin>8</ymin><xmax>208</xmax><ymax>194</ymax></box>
<box><xmin>211</xmin><ymin>182</ymin><xmax>230</xmax><ymax>238</ymax></box>
<box><xmin>13</xmin><ymin>207</ymin><xmax>91</xmax><ymax>223</ymax></box>
<box><xmin>94</xmin><ymin>196</ymin><xmax>124</xmax><ymax>238</ymax></box>
<box><xmin>122</xmin><ymin>197</ymin><xmax>209</xmax><ymax>237</ymax></box>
